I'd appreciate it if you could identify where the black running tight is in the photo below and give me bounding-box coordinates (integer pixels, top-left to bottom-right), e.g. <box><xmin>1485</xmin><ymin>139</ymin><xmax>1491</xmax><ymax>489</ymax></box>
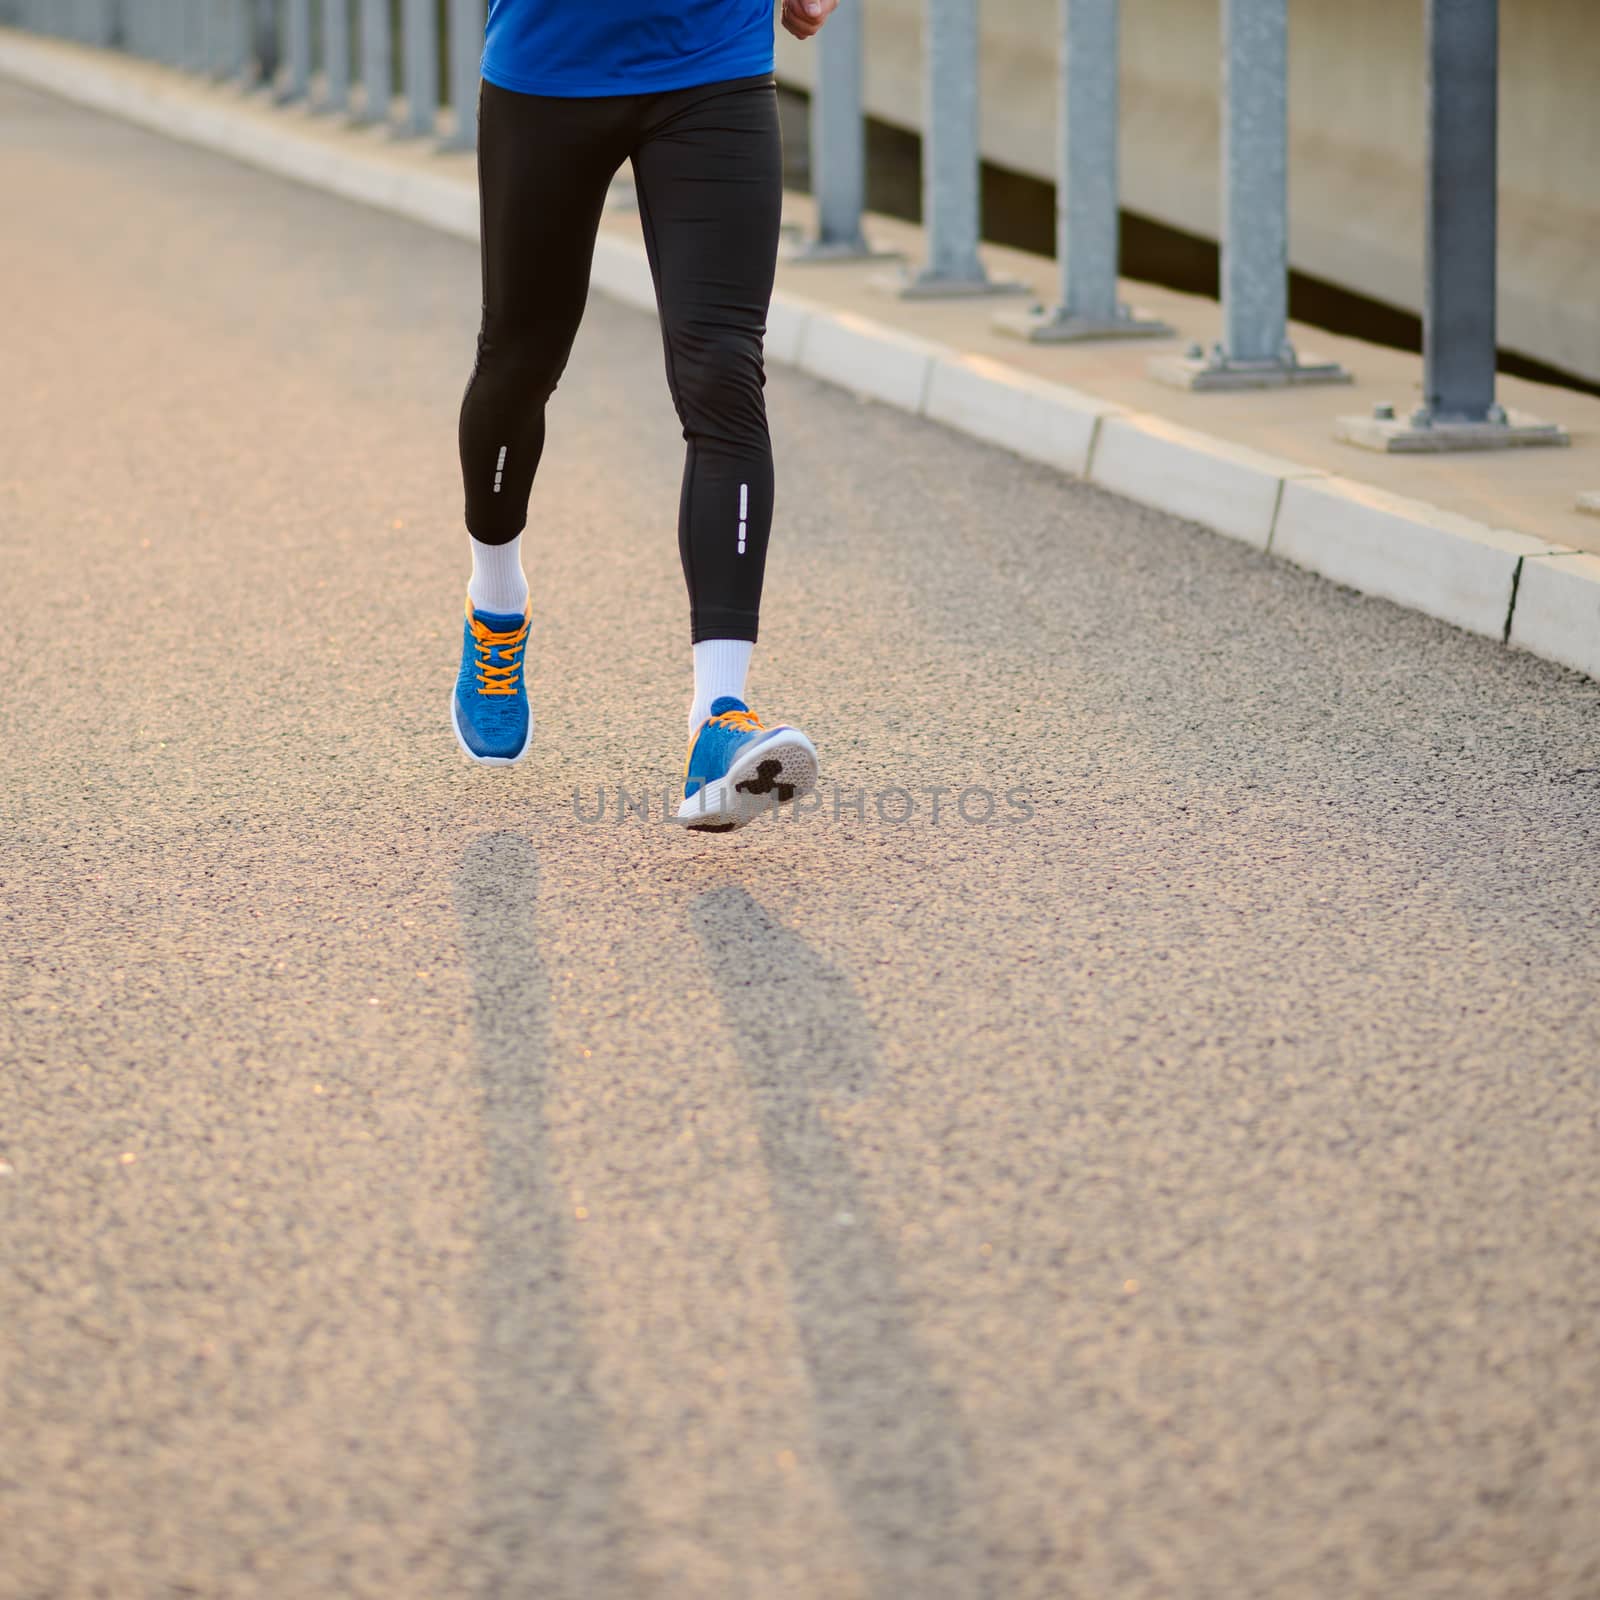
<box><xmin>458</xmin><ymin>74</ymin><xmax>783</xmax><ymax>642</ymax></box>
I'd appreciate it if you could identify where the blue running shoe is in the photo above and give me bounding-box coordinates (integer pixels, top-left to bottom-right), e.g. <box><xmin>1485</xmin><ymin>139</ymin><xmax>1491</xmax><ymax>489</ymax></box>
<box><xmin>674</xmin><ymin>696</ymin><xmax>819</xmax><ymax>832</ymax></box>
<box><xmin>451</xmin><ymin>596</ymin><xmax>532</xmax><ymax>765</ymax></box>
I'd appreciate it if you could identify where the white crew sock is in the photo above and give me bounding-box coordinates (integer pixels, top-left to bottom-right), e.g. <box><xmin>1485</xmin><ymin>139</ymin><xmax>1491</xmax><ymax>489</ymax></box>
<box><xmin>467</xmin><ymin>533</ymin><xmax>529</xmax><ymax>616</ymax></box>
<box><xmin>689</xmin><ymin>638</ymin><xmax>754</xmax><ymax>736</ymax></box>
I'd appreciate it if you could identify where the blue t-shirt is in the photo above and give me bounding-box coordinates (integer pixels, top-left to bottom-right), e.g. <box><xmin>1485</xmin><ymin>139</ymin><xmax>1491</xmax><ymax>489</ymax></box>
<box><xmin>482</xmin><ymin>0</ymin><xmax>776</xmax><ymax>98</ymax></box>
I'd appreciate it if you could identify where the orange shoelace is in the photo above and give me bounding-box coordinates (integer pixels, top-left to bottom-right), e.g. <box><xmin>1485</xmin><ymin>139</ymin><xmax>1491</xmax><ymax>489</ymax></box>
<box><xmin>467</xmin><ymin>608</ymin><xmax>530</xmax><ymax>696</ymax></box>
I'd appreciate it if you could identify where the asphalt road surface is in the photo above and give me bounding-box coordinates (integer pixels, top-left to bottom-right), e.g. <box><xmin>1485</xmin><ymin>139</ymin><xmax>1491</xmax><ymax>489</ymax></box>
<box><xmin>3</xmin><ymin>79</ymin><xmax>1599</xmax><ymax>1600</ymax></box>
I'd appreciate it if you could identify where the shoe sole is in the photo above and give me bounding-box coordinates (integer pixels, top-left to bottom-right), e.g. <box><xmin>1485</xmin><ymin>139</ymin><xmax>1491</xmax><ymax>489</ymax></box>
<box><xmin>673</xmin><ymin>728</ymin><xmax>819</xmax><ymax>833</ymax></box>
<box><xmin>450</xmin><ymin>691</ymin><xmax>533</xmax><ymax>767</ymax></box>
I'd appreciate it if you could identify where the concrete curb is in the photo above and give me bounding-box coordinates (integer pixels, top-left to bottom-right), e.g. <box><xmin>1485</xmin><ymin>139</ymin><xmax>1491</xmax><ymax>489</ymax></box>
<box><xmin>4</xmin><ymin>31</ymin><xmax>1595</xmax><ymax>686</ymax></box>
<box><xmin>924</xmin><ymin>356</ymin><xmax>1110</xmax><ymax>478</ymax></box>
<box><xmin>1509</xmin><ymin>551</ymin><xmax>1600</xmax><ymax>680</ymax></box>
<box><xmin>1090</xmin><ymin>415</ymin><xmax>1322</xmax><ymax>552</ymax></box>
<box><xmin>1273</xmin><ymin>477</ymin><xmax>1561</xmax><ymax>642</ymax></box>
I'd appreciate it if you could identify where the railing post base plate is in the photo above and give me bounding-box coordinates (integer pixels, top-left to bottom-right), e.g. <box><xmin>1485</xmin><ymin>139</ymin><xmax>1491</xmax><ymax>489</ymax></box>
<box><xmin>871</xmin><ymin>267</ymin><xmax>1032</xmax><ymax>302</ymax></box>
<box><xmin>1336</xmin><ymin>409</ymin><xmax>1570</xmax><ymax>454</ymax></box>
<box><xmin>787</xmin><ymin>237</ymin><xmax>902</xmax><ymax>266</ymax></box>
<box><xmin>1150</xmin><ymin>350</ymin><xmax>1352</xmax><ymax>392</ymax></box>
<box><xmin>995</xmin><ymin>303</ymin><xmax>1174</xmax><ymax>344</ymax></box>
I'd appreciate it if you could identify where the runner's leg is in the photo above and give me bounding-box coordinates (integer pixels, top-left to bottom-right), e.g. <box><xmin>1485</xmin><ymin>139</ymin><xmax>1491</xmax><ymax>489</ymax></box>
<box><xmin>627</xmin><ymin>75</ymin><xmax>819</xmax><ymax>830</ymax></box>
<box><xmin>459</xmin><ymin>81</ymin><xmax>633</xmax><ymax>555</ymax></box>
<box><xmin>452</xmin><ymin>81</ymin><xmax>632</xmax><ymax>762</ymax></box>
<box><xmin>629</xmin><ymin>74</ymin><xmax>784</xmax><ymax>673</ymax></box>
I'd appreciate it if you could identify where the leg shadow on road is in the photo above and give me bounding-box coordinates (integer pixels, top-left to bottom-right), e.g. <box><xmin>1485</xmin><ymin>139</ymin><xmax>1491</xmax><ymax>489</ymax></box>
<box><xmin>455</xmin><ymin>833</ymin><xmax>641</xmax><ymax>1596</ymax></box>
<box><xmin>690</xmin><ymin>886</ymin><xmax>972</xmax><ymax>1597</ymax></box>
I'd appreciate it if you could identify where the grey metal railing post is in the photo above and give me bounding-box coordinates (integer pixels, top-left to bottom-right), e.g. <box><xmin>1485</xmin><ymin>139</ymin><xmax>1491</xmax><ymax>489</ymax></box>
<box><xmin>900</xmin><ymin>0</ymin><xmax>1024</xmax><ymax>297</ymax></box>
<box><xmin>214</xmin><ymin>0</ymin><xmax>234</xmax><ymax>73</ymax></box>
<box><xmin>235</xmin><ymin>0</ymin><xmax>258</xmax><ymax>77</ymax></box>
<box><xmin>1223</xmin><ymin>0</ymin><xmax>1287</xmax><ymax>365</ymax></box>
<box><xmin>200</xmin><ymin>0</ymin><xmax>221</xmax><ymax>73</ymax></box>
<box><xmin>1335</xmin><ymin>0</ymin><xmax>1565</xmax><ymax>452</ymax></box>
<box><xmin>401</xmin><ymin>0</ymin><xmax>438</xmax><ymax>136</ymax></box>
<box><xmin>250</xmin><ymin>0</ymin><xmax>280</xmax><ymax>82</ymax></box>
<box><xmin>794</xmin><ymin>0</ymin><xmax>884</xmax><ymax>261</ymax></box>
<box><xmin>208</xmin><ymin>0</ymin><xmax>243</xmax><ymax>76</ymax></box>
<box><xmin>186</xmin><ymin>0</ymin><xmax>208</xmax><ymax>70</ymax></box>
<box><xmin>358</xmin><ymin>0</ymin><xmax>390</xmax><ymax>122</ymax></box>
<box><xmin>1423</xmin><ymin>0</ymin><xmax>1496</xmax><ymax>424</ymax></box>
<box><xmin>278</xmin><ymin>0</ymin><xmax>311</xmax><ymax>98</ymax></box>
<box><xmin>322</xmin><ymin>0</ymin><xmax>350</xmax><ymax>110</ymax></box>
<box><xmin>164</xmin><ymin>0</ymin><xmax>187</xmax><ymax>64</ymax></box>
<box><xmin>998</xmin><ymin>0</ymin><xmax>1169</xmax><ymax>341</ymax></box>
<box><xmin>1154</xmin><ymin>0</ymin><xmax>1345</xmax><ymax>389</ymax></box>
<box><xmin>441</xmin><ymin>0</ymin><xmax>483</xmax><ymax>150</ymax></box>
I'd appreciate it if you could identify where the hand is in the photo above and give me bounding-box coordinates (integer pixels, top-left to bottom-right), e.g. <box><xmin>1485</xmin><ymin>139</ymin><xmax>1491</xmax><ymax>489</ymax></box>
<box><xmin>781</xmin><ymin>0</ymin><xmax>840</xmax><ymax>41</ymax></box>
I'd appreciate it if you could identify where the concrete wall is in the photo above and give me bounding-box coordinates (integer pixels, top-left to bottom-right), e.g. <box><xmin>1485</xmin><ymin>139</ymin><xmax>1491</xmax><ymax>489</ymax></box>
<box><xmin>776</xmin><ymin>0</ymin><xmax>1600</xmax><ymax>384</ymax></box>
